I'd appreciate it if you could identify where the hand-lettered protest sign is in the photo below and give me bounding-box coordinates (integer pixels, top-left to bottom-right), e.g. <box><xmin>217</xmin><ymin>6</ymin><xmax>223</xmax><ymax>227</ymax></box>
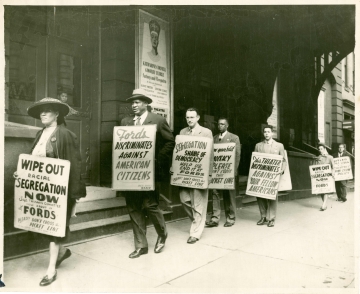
<box><xmin>309</xmin><ymin>164</ymin><xmax>335</xmax><ymax>194</ymax></box>
<box><xmin>171</xmin><ymin>135</ymin><xmax>213</xmax><ymax>189</ymax></box>
<box><xmin>333</xmin><ymin>157</ymin><xmax>353</xmax><ymax>181</ymax></box>
<box><xmin>246</xmin><ymin>152</ymin><xmax>283</xmax><ymax>200</ymax></box>
<box><xmin>278</xmin><ymin>150</ymin><xmax>292</xmax><ymax>191</ymax></box>
<box><xmin>209</xmin><ymin>143</ymin><xmax>236</xmax><ymax>190</ymax></box>
<box><xmin>14</xmin><ymin>154</ymin><xmax>70</xmax><ymax>237</ymax></box>
<box><xmin>112</xmin><ymin>125</ymin><xmax>156</xmax><ymax>191</ymax></box>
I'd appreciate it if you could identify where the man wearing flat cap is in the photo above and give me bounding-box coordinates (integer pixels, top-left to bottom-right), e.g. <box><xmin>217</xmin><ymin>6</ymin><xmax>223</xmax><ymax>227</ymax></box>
<box><xmin>148</xmin><ymin>19</ymin><xmax>161</xmax><ymax>63</ymax></box>
<box><xmin>120</xmin><ymin>89</ymin><xmax>175</xmax><ymax>258</ymax></box>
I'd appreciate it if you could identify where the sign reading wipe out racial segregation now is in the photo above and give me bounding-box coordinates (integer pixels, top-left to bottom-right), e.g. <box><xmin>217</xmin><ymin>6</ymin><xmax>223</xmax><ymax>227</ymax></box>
<box><xmin>208</xmin><ymin>143</ymin><xmax>236</xmax><ymax>190</ymax></box>
<box><xmin>112</xmin><ymin>125</ymin><xmax>156</xmax><ymax>191</ymax></box>
<box><xmin>309</xmin><ymin>164</ymin><xmax>335</xmax><ymax>194</ymax></box>
<box><xmin>246</xmin><ymin>152</ymin><xmax>283</xmax><ymax>200</ymax></box>
<box><xmin>171</xmin><ymin>135</ymin><xmax>213</xmax><ymax>189</ymax></box>
<box><xmin>333</xmin><ymin>157</ymin><xmax>353</xmax><ymax>181</ymax></box>
<box><xmin>14</xmin><ymin>154</ymin><xmax>70</xmax><ymax>237</ymax></box>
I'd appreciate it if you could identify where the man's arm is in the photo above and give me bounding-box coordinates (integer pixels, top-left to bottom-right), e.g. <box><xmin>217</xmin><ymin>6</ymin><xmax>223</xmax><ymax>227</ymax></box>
<box><xmin>158</xmin><ymin>118</ymin><xmax>175</xmax><ymax>162</ymax></box>
<box><xmin>234</xmin><ymin>135</ymin><xmax>241</xmax><ymax>170</ymax></box>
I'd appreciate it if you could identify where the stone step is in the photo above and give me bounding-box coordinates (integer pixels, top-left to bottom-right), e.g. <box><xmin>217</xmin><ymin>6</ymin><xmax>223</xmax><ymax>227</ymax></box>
<box><xmin>71</xmin><ymin>197</ymin><xmax>128</xmax><ymax>225</ymax></box>
<box><xmin>80</xmin><ymin>186</ymin><xmax>116</xmax><ymax>202</ymax></box>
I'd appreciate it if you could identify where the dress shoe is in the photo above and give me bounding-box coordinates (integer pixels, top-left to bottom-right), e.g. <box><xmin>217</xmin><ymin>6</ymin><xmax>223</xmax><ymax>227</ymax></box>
<box><xmin>154</xmin><ymin>233</ymin><xmax>167</xmax><ymax>253</ymax></box>
<box><xmin>187</xmin><ymin>236</ymin><xmax>198</xmax><ymax>244</ymax></box>
<box><xmin>56</xmin><ymin>248</ymin><xmax>71</xmax><ymax>268</ymax></box>
<box><xmin>224</xmin><ymin>222</ymin><xmax>234</xmax><ymax>227</ymax></box>
<box><xmin>340</xmin><ymin>199</ymin><xmax>347</xmax><ymax>203</ymax></box>
<box><xmin>39</xmin><ymin>271</ymin><xmax>57</xmax><ymax>286</ymax></box>
<box><xmin>257</xmin><ymin>217</ymin><xmax>267</xmax><ymax>225</ymax></box>
<box><xmin>267</xmin><ymin>220</ymin><xmax>275</xmax><ymax>227</ymax></box>
<box><xmin>205</xmin><ymin>220</ymin><xmax>218</xmax><ymax>227</ymax></box>
<box><xmin>129</xmin><ymin>247</ymin><xmax>148</xmax><ymax>258</ymax></box>
<box><xmin>319</xmin><ymin>207</ymin><xmax>327</xmax><ymax>211</ymax></box>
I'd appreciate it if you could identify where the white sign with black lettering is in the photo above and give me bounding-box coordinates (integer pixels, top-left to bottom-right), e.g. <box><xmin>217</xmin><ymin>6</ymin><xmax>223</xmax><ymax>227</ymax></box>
<box><xmin>14</xmin><ymin>154</ymin><xmax>70</xmax><ymax>237</ymax></box>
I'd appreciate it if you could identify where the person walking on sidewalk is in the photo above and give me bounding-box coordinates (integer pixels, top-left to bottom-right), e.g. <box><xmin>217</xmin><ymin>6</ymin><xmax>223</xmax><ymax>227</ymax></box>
<box><xmin>333</xmin><ymin>144</ymin><xmax>350</xmax><ymax>203</ymax></box>
<box><xmin>314</xmin><ymin>143</ymin><xmax>334</xmax><ymax>211</ymax></box>
<box><xmin>176</xmin><ymin>108</ymin><xmax>213</xmax><ymax>244</ymax></box>
<box><xmin>255</xmin><ymin>125</ymin><xmax>286</xmax><ymax>227</ymax></box>
<box><xmin>121</xmin><ymin>89</ymin><xmax>175</xmax><ymax>258</ymax></box>
<box><xmin>20</xmin><ymin>98</ymin><xmax>87</xmax><ymax>286</ymax></box>
<box><xmin>206</xmin><ymin>118</ymin><xmax>241</xmax><ymax>228</ymax></box>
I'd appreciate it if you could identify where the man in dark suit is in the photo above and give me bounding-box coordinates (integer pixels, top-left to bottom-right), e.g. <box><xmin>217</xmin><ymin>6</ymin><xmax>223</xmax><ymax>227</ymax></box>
<box><xmin>120</xmin><ymin>89</ymin><xmax>175</xmax><ymax>258</ymax></box>
<box><xmin>206</xmin><ymin>118</ymin><xmax>241</xmax><ymax>227</ymax></box>
<box><xmin>333</xmin><ymin>144</ymin><xmax>350</xmax><ymax>203</ymax></box>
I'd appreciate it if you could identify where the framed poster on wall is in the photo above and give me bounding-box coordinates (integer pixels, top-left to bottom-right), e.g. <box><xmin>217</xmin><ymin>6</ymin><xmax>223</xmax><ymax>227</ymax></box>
<box><xmin>136</xmin><ymin>9</ymin><xmax>173</xmax><ymax>128</ymax></box>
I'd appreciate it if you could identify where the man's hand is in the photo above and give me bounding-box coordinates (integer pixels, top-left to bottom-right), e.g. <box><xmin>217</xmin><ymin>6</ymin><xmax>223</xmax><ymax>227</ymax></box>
<box><xmin>169</xmin><ymin>167</ymin><xmax>174</xmax><ymax>175</ymax></box>
<box><xmin>13</xmin><ymin>171</ymin><xmax>18</xmax><ymax>179</ymax></box>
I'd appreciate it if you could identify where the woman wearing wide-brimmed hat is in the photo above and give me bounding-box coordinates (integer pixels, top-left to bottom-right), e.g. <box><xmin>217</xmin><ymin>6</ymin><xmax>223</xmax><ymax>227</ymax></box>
<box><xmin>25</xmin><ymin>98</ymin><xmax>86</xmax><ymax>286</ymax></box>
<box><xmin>312</xmin><ymin>143</ymin><xmax>334</xmax><ymax>211</ymax></box>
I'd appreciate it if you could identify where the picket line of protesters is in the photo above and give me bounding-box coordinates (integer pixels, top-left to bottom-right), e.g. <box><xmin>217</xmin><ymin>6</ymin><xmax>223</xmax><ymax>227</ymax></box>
<box><xmin>14</xmin><ymin>89</ymin><xmax>352</xmax><ymax>286</ymax></box>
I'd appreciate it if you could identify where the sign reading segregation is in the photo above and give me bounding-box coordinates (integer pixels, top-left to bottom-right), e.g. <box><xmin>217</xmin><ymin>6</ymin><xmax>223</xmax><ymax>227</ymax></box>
<box><xmin>112</xmin><ymin>125</ymin><xmax>156</xmax><ymax>191</ymax></box>
<box><xmin>171</xmin><ymin>135</ymin><xmax>213</xmax><ymax>189</ymax></box>
<box><xmin>14</xmin><ymin>154</ymin><xmax>70</xmax><ymax>237</ymax></box>
<box><xmin>333</xmin><ymin>157</ymin><xmax>353</xmax><ymax>181</ymax></box>
<box><xmin>309</xmin><ymin>164</ymin><xmax>335</xmax><ymax>194</ymax></box>
<box><xmin>208</xmin><ymin>143</ymin><xmax>236</xmax><ymax>190</ymax></box>
<box><xmin>246</xmin><ymin>152</ymin><xmax>283</xmax><ymax>200</ymax></box>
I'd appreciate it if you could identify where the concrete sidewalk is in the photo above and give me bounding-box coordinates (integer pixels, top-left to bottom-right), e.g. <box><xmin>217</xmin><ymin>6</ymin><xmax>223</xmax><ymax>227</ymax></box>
<box><xmin>3</xmin><ymin>192</ymin><xmax>356</xmax><ymax>292</ymax></box>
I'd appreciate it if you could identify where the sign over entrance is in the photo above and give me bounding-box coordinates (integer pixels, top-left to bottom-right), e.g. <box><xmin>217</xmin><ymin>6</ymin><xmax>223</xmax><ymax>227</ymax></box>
<box><xmin>14</xmin><ymin>154</ymin><xmax>70</xmax><ymax>237</ymax></box>
<box><xmin>137</xmin><ymin>10</ymin><xmax>172</xmax><ymax>126</ymax></box>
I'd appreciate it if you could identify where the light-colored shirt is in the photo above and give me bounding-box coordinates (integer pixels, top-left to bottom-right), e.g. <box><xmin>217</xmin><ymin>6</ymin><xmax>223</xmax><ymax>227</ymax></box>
<box><xmin>133</xmin><ymin>111</ymin><xmax>148</xmax><ymax>126</ymax></box>
<box><xmin>219</xmin><ymin>131</ymin><xmax>228</xmax><ymax>140</ymax></box>
<box><xmin>186</xmin><ymin>123</ymin><xmax>200</xmax><ymax>136</ymax></box>
<box><xmin>263</xmin><ymin>138</ymin><xmax>274</xmax><ymax>154</ymax></box>
<box><xmin>32</xmin><ymin>126</ymin><xmax>57</xmax><ymax>157</ymax></box>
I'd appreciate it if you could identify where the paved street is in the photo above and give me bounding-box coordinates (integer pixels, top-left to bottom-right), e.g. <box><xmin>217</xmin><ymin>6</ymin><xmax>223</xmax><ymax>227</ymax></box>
<box><xmin>3</xmin><ymin>192</ymin><xmax>356</xmax><ymax>293</ymax></box>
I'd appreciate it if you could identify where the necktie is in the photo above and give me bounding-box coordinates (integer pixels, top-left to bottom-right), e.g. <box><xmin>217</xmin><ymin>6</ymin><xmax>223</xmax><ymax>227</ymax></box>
<box><xmin>219</xmin><ymin>133</ymin><xmax>223</xmax><ymax>141</ymax></box>
<box><xmin>188</xmin><ymin>128</ymin><xmax>192</xmax><ymax>135</ymax></box>
<box><xmin>135</xmin><ymin>116</ymin><xmax>141</xmax><ymax>125</ymax></box>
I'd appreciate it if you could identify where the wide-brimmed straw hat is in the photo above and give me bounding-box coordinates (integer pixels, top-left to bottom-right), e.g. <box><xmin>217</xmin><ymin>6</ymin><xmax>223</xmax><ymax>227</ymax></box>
<box><xmin>27</xmin><ymin>97</ymin><xmax>72</xmax><ymax>119</ymax></box>
<box><xmin>126</xmin><ymin>89</ymin><xmax>153</xmax><ymax>104</ymax></box>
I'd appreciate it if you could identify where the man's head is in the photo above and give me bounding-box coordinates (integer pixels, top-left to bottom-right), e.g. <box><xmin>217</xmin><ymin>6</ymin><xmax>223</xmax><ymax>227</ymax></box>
<box><xmin>262</xmin><ymin>125</ymin><xmax>273</xmax><ymax>141</ymax></box>
<box><xmin>149</xmin><ymin>20</ymin><xmax>160</xmax><ymax>51</ymax></box>
<box><xmin>131</xmin><ymin>99</ymin><xmax>148</xmax><ymax>116</ymax></box>
<box><xmin>218</xmin><ymin>118</ymin><xmax>229</xmax><ymax>133</ymax></box>
<box><xmin>126</xmin><ymin>89</ymin><xmax>153</xmax><ymax>116</ymax></box>
<box><xmin>186</xmin><ymin>107</ymin><xmax>200</xmax><ymax>129</ymax></box>
<box><xmin>338</xmin><ymin>144</ymin><xmax>345</xmax><ymax>153</ymax></box>
<box><xmin>318</xmin><ymin>143</ymin><xmax>327</xmax><ymax>155</ymax></box>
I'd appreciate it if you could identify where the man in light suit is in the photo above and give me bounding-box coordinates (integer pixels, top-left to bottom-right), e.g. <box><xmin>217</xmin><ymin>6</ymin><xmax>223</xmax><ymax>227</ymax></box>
<box><xmin>333</xmin><ymin>144</ymin><xmax>350</xmax><ymax>203</ymax></box>
<box><xmin>254</xmin><ymin>125</ymin><xmax>286</xmax><ymax>227</ymax></box>
<box><xmin>206</xmin><ymin>118</ymin><xmax>241</xmax><ymax>227</ymax></box>
<box><xmin>120</xmin><ymin>89</ymin><xmax>175</xmax><ymax>258</ymax></box>
<box><xmin>177</xmin><ymin>107</ymin><xmax>213</xmax><ymax>244</ymax></box>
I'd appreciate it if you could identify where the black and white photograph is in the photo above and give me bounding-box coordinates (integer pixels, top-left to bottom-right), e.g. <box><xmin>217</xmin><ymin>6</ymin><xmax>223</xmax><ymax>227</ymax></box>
<box><xmin>0</xmin><ymin>1</ymin><xmax>358</xmax><ymax>293</ymax></box>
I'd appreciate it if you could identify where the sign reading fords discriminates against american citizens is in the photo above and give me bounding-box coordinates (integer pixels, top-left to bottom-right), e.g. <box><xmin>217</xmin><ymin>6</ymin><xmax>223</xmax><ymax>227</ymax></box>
<box><xmin>333</xmin><ymin>157</ymin><xmax>353</xmax><ymax>181</ymax></box>
<box><xmin>246</xmin><ymin>152</ymin><xmax>283</xmax><ymax>200</ymax></box>
<box><xmin>208</xmin><ymin>143</ymin><xmax>236</xmax><ymax>190</ymax></box>
<box><xmin>14</xmin><ymin>154</ymin><xmax>70</xmax><ymax>237</ymax></box>
<box><xmin>171</xmin><ymin>135</ymin><xmax>213</xmax><ymax>189</ymax></box>
<box><xmin>309</xmin><ymin>164</ymin><xmax>335</xmax><ymax>194</ymax></box>
<box><xmin>112</xmin><ymin>125</ymin><xmax>156</xmax><ymax>191</ymax></box>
